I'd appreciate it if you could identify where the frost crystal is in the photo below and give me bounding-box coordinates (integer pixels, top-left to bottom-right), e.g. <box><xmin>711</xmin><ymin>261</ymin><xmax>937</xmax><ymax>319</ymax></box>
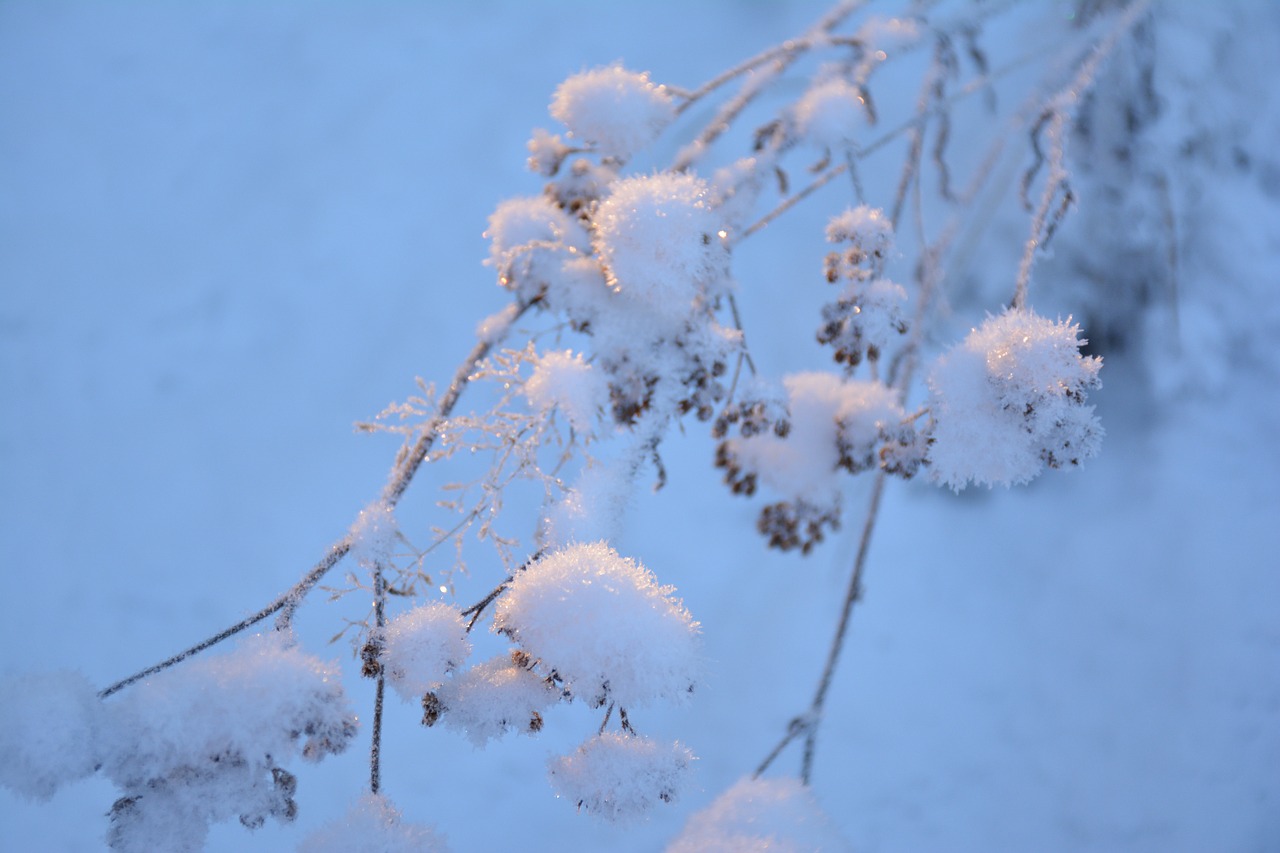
<box><xmin>550</xmin><ymin>65</ymin><xmax>675</xmax><ymax>160</ymax></box>
<box><xmin>298</xmin><ymin>793</ymin><xmax>450</xmax><ymax>853</ymax></box>
<box><xmin>666</xmin><ymin>776</ymin><xmax>852</xmax><ymax>853</ymax></box>
<box><xmin>379</xmin><ymin>602</ymin><xmax>471</xmax><ymax>702</ymax></box>
<box><xmin>927</xmin><ymin>308</ymin><xmax>1103</xmax><ymax>490</ymax></box>
<box><xmin>493</xmin><ymin>542</ymin><xmax>699</xmax><ymax>708</ymax></box>
<box><xmin>548</xmin><ymin>732</ymin><xmax>693</xmax><ymax>822</ymax></box>
<box><xmin>525</xmin><ymin>349</ymin><xmax>607</xmax><ymax>434</ymax></box>
<box><xmin>430</xmin><ymin>654</ymin><xmax>558</xmax><ymax>746</ymax></box>
<box><xmin>593</xmin><ymin>172</ymin><xmax>728</xmax><ymax>328</ymax></box>
<box><xmin>0</xmin><ymin>670</ymin><xmax>102</xmax><ymax>800</ymax></box>
<box><xmin>795</xmin><ymin>77</ymin><xmax>865</xmax><ymax>148</ymax></box>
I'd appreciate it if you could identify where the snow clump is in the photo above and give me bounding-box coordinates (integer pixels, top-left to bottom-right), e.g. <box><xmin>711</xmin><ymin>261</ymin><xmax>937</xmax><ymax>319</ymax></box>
<box><xmin>592</xmin><ymin>172</ymin><xmax>729</xmax><ymax>329</ymax></box>
<box><xmin>826</xmin><ymin>204</ymin><xmax>893</xmax><ymax>255</ymax></box>
<box><xmin>379</xmin><ymin>602</ymin><xmax>471</xmax><ymax>702</ymax></box>
<box><xmin>100</xmin><ymin>632</ymin><xmax>356</xmax><ymax>850</ymax></box>
<box><xmin>298</xmin><ymin>793</ymin><xmax>450</xmax><ymax>853</ymax></box>
<box><xmin>485</xmin><ymin>196</ymin><xmax>592</xmax><ymax>305</ymax></box>
<box><xmin>0</xmin><ymin>669</ymin><xmax>102</xmax><ymax>800</ymax></box>
<box><xmin>927</xmin><ymin>308</ymin><xmax>1103</xmax><ymax>490</ymax></box>
<box><xmin>524</xmin><ymin>349</ymin><xmax>608</xmax><ymax>433</ymax></box>
<box><xmin>428</xmin><ymin>654</ymin><xmax>558</xmax><ymax>746</ymax></box>
<box><xmin>493</xmin><ymin>542</ymin><xmax>699</xmax><ymax>708</ymax></box>
<box><xmin>549</xmin><ymin>732</ymin><xmax>693</xmax><ymax>822</ymax></box>
<box><xmin>795</xmin><ymin>77</ymin><xmax>865</xmax><ymax>148</ymax></box>
<box><xmin>666</xmin><ymin>776</ymin><xmax>853</xmax><ymax>852</ymax></box>
<box><xmin>728</xmin><ymin>372</ymin><xmax>909</xmax><ymax>501</ymax></box>
<box><xmin>550</xmin><ymin>65</ymin><xmax>675</xmax><ymax>160</ymax></box>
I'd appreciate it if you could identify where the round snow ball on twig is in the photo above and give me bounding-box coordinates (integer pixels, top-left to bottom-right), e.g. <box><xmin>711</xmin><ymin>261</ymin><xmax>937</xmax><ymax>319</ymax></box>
<box><xmin>667</xmin><ymin>776</ymin><xmax>853</xmax><ymax>853</ymax></box>
<box><xmin>926</xmin><ymin>308</ymin><xmax>1103</xmax><ymax>490</ymax></box>
<box><xmin>795</xmin><ymin>78</ymin><xmax>865</xmax><ymax>148</ymax></box>
<box><xmin>550</xmin><ymin>65</ymin><xmax>675</xmax><ymax>159</ymax></box>
<box><xmin>593</xmin><ymin>172</ymin><xmax>726</xmax><ymax>324</ymax></box>
<box><xmin>548</xmin><ymin>732</ymin><xmax>693</xmax><ymax>822</ymax></box>
<box><xmin>485</xmin><ymin>196</ymin><xmax>590</xmax><ymax>265</ymax></box>
<box><xmin>299</xmin><ymin>793</ymin><xmax>450</xmax><ymax>853</ymax></box>
<box><xmin>493</xmin><ymin>542</ymin><xmax>699</xmax><ymax>708</ymax></box>
<box><xmin>433</xmin><ymin>654</ymin><xmax>558</xmax><ymax>747</ymax></box>
<box><xmin>0</xmin><ymin>670</ymin><xmax>102</xmax><ymax>800</ymax></box>
<box><xmin>381</xmin><ymin>602</ymin><xmax>471</xmax><ymax>701</ymax></box>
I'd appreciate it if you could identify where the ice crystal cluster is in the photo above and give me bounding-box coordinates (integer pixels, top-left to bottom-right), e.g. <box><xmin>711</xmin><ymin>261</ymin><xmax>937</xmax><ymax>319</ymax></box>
<box><xmin>926</xmin><ymin>308</ymin><xmax>1104</xmax><ymax>490</ymax></box>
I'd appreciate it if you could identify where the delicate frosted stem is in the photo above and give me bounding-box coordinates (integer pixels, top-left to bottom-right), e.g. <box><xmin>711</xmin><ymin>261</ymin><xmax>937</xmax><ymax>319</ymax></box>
<box><xmin>100</xmin><ymin>300</ymin><xmax>531</xmax><ymax>699</ymax></box>
<box><xmin>370</xmin><ymin>560</ymin><xmax>387</xmax><ymax>795</ymax></box>
<box><xmin>800</xmin><ymin>471</ymin><xmax>887</xmax><ymax>784</ymax></box>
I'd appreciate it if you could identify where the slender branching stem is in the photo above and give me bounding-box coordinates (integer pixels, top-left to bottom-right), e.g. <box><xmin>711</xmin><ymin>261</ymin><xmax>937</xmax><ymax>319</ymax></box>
<box><xmin>673</xmin><ymin>0</ymin><xmax>866</xmax><ymax>173</ymax></box>
<box><xmin>800</xmin><ymin>470</ymin><xmax>887</xmax><ymax>784</ymax></box>
<box><xmin>370</xmin><ymin>560</ymin><xmax>388</xmax><ymax>794</ymax></box>
<box><xmin>99</xmin><ymin>300</ymin><xmax>532</xmax><ymax>699</ymax></box>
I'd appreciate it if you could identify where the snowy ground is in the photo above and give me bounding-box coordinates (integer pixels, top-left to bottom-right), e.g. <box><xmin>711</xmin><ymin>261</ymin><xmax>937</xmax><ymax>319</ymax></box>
<box><xmin>2</xmin><ymin>2</ymin><xmax>1277</xmax><ymax>851</ymax></box>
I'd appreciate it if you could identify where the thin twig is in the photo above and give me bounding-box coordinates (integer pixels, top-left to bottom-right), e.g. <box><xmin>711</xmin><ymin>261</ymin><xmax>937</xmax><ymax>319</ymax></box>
<box><xmin>370</xmin><ymin>559</ymin><xmax>387</xmax><ymax>794</ymax></box>
<box><xmin>672</xmin><ymin>0</ymin><xmax>866</xmax><ymax>173</ymax></box>
<box><xmin>801</xmin><ymin>470</ymin><xmax>887</xmax><ymax>784</ymax></box>
<box><xmin>99</xmin><ymin>300</ymin><xmax>532</xmax><ymax>699</ymax></box>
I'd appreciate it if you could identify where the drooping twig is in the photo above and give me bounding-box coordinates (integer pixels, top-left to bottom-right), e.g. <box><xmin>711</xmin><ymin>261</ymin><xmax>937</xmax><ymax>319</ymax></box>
<box><xmin>99</xmin><ymin>300</ymin><xmax>533</xmax><ymax>699</ymax></box>
<box><xmin>672</xmin><ymin>0</ymin><xmax>866</xmax><ymax>173</ymax></box>
<box><xmin>370</xmin><ymin>559</ymin><xmax>388</xmax><ymax>794</ymax></box>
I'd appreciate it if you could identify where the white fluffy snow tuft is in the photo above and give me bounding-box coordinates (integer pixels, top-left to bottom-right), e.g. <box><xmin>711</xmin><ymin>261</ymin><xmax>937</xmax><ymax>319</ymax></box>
<box><xmin>548</xmin><ymin>732</ymin><xmax>693</xmax><ymax>822</ymax></box>
<box><xmin>379</xmin><ymin>602</ymin><xmax>471</xmax><ymax>702</ymax></box>
<box><xmin>593</xmin><ymin>172</ymin><xmax>728</xmax><ymax>328</ymax></box>
<box><xmin>927</xmin><ymin>308</ymin><xmax>1103</xmax><ymax>490</ymax></box>
<box><xmin>795</xmin><ymin>78</ymin><xmax>865</xmax><ymax>148</ymax></box>
<box><xmin>729</xmin><ymin>372</ymin><xmax>907</xmax><ymax>502</ymax></box>
<box><xmin>432</xmin><ymin>654</ymin><xmax>558</xmax><ymax>747</ymax></box>
<box><xmin>550</xmin><ymin>65</ymin><xmax>675</xmax><ymax>159</ymax></box>
<box><xmin>0</xmin><ymin>670</ymin><xmax>102</xmax><ymax>801</ymax></box>
<box><xmin>493</xmin><ymin>542</ymin><xmax>699</xmax><ymax>708</ymax></box>
<box><xmin>666</xmin><ymin>776</ymin><xmax>852</xmax><ymax>852</ymax></box>
<box><xmin>298</xmin><ymin>793</ymin><xmax>451</xmax><ymax>853</ymax></box>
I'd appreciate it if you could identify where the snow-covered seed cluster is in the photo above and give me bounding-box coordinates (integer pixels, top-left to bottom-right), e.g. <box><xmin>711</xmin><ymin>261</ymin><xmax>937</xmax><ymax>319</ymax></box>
<box><xmin>593</xmin><ymin>172</ymin><xmax>729</xmax><ymax>328</ymax></box>
<box><xmin>493</xmin><ymin>542</ymin><xmax>700</xmax><ymax>709</ymax></box>
<box><xmin>425</xmin><ymin>654</ymin><xmax>558</xmax><ymax>747</ymax></box>
<box><xmin>485</xmin><ymin>195</ymin><xmax>593</xmax><ymax>306</ymax></box>
<box><xmin>794</xmin><ymin>77</ymin><xmax>867</xmax><ymax>149</ymax></box>
<box><xmin>757</xmin><ymin>499</ymin><xmax>843</xmax><ymax>555</ymax></box>
<box><xmin>298</xmin><ymin>793</ymin><xmax>451</xmax><ymax>853</ymax></box>
<box><xmin>375</xmin><ymin>602</ymin><xmax>471</xmax><ymax>702</ymax></box>
<box><xmin>817</xmin><ymin>206</ymin><xmax>908</xmax><ymax>366</ymax></box>
<box><xmin>549</xmin><ymin>65</ymin><xmax>676</xmax><ymax>161</ymax></box>
<box><xmin>926</xmin><ymin>308</ymin><xmax>1103</xmax><ymax>490</ymax></box>
<box><xmin>667</xmin><ymin>776</ymin><xmax>853</xmax><ymax>853</ymax></box>
<box><xmin>101</xmin><ymin>633</ymin><xmax>357</xmax><ymax>851</ymax></box>
<box><xmin>548</xmin><ymin>732</ymin><xmax>693</xmax><ymax>822</ymax></box>
<box><xmin>717</xmin><ymin>372</ymin><xmax>917</xmax><ymax>551</ymax></box>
